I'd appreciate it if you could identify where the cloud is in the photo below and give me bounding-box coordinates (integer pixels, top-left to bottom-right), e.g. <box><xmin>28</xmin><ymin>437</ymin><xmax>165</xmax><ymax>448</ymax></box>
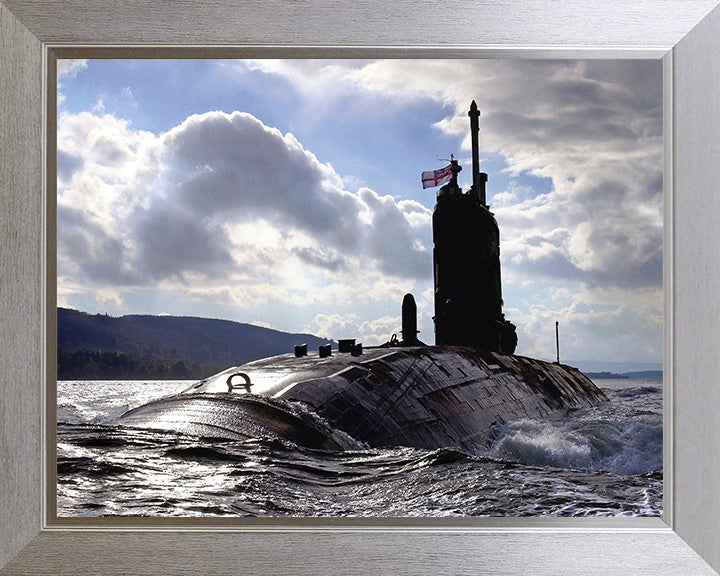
<box><xmin>121</xmin><ymin>87</ymin><xmax>139</xmax><ymax>108</ymax></box>
<box><xmin>57</xmin><ymin>59</ymin><xmax>89</xmax><ymax>105</ymax></box>
<box><xmin>57</xmin><ymin>59</ymin><xmax>88</xmax><ymax>79</ymax></box>
<box><xmin>472</xmin><ymin>62</ymin><xmax>662</xmax><ymax>291</ymax></box>
<box><xmin>163</xmin><ymin>111</ymin><xmax>360</xmax><ymax>250</ymax></box>
<box><xmin>57</xmin><ymin>149</ymin><xmax>84</xmax><ymax>182</ymax></box>
<box><xmin>292</xmin><ymin>247</ymin><xmax>347</xmax><ymax>272</ymax></box>
<box><xmin>506</xmin><ymin>284</ymin><xmax>663</xmax><ymax>363</ymax></box>
<box><xmin>314</xmin><ymin>312</ymin><xmax>401</xmax><ymax>346</ymax></box>
<box><xmin>132</xmin><ymin>206</ymin><xmax>236</xmax><ymax>280</ymax></box>
<box><xmin>57</xmin><ymin>109</ymin><xmax>432</xmax><ymax>327</ymax></box>
<box><xmin>255</xmin><ymin>59</ymin><xmax>663</xmax><ymax>294</ymax></box>
<box><xmin>57</xmin><ymin>204</ymin><xmax>139</xmax><ymax>285</ymax></box>
<box><xmin>357</xmin><ymin>188</ymin><xmax>431</xmax><ymax>278</ymax></box>
<box><xmin>229</xmin><ymin>62</ymin><xmax>662</xmax><ymax>240</ymax></box>
<box><xmin>240</xmin><ymin>59</ymin><xmax>366</xmax><ymax>101</ymax></box>
<box><xmin>58</xmin><ymin>59</ymin><xmax>662</xmax><ymax>357</ymax></box>
<box><xmin>342</xmin><ymin>59</ymin><xmax>662</xmax><ymax>356</ymax></box>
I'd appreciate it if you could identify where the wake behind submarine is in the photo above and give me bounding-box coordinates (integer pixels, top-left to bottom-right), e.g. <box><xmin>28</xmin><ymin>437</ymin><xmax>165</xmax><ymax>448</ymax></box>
<box><xmin>119</xmin><ymin>101</ymin><xmax>607</xmax><ymax>452</ymax></box>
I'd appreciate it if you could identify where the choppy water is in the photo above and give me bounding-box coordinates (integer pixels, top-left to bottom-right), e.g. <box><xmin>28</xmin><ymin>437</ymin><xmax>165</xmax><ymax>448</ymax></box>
<box><xmin>56</xmin><ymin>378</ymin><xmax>663</xmax><ymax>517</ymax></box>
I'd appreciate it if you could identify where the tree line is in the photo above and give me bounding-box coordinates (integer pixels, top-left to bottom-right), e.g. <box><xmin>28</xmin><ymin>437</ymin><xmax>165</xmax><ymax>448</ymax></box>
<box><xmin>57</xmin><ymin>348</ymin><xmax>223</xmax><ymax>380</ymax></box>
<box><xmin>56</xmin><ymin>307</ymin><xmax>333</xmax><ymax>380</ymax></box>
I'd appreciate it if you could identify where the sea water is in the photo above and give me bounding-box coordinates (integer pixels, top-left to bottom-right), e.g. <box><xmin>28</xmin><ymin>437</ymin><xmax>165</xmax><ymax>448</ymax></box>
<box><xmin>56</xmin><ymin>378</ymin><xmax>662</xmax><ymax>517</ymax></box>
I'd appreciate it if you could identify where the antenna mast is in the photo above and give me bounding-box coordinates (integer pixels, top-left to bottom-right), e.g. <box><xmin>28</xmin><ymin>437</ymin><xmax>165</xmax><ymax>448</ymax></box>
<box><xmin>468</xmin><ymin>100</ymin><xmax>486</xmax><ymax>206</ymax></box>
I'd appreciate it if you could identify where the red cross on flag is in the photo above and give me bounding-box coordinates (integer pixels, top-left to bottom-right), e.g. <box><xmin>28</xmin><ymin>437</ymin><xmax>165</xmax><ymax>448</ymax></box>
<box><xmin>421</xmin><ymin>164</ymin><xmax>453</xmax><ymax>189</ymax></box>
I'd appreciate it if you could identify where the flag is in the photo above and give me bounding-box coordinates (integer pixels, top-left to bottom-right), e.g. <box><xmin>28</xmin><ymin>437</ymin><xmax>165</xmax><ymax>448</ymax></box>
<box><xmin>421</xmin><ymin>164</ymin><xmax>453</xmax><ymax>189</ymax></box>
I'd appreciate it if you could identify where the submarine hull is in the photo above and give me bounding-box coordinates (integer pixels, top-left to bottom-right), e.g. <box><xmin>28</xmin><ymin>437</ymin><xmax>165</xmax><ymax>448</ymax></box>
<box><xmin>118</xmin><ymin>392</ymin><xmax>352</xmax><ymax>451</ymax></box>
<box><xmin>116</xmin><ymin>102</ymin><xmax>606</xmax><ymax>454</ymax></box>
<box><xmin>118</xmin><ymin>346</ymin><xmax>606</xmax><ymax>452</ymax></box>
<box><xmin>283</xmin><ymin>347</ymin><xmax>604</xmax><ymax>451</ymax></box>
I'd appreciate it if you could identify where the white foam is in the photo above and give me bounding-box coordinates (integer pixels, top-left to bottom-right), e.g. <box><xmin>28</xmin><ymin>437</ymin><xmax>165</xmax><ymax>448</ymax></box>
<box><xmin>486</xmin><ymin>405</ymin><xmax>663</xmax><ymax>476</ymax></box>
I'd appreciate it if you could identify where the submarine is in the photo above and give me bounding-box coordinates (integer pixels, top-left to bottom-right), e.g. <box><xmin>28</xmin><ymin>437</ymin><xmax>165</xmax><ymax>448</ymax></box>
<box><xmin>119</xmin><ymin>101</ymin><xmax>607</xmax><ymax>452</ymax></box>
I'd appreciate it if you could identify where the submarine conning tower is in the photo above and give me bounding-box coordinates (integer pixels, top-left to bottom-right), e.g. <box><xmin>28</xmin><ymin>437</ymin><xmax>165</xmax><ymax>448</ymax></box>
<box><xmin>433</xmin><ymin>101</ymin><xmax>518</xmax><ymax>354</ymax></box>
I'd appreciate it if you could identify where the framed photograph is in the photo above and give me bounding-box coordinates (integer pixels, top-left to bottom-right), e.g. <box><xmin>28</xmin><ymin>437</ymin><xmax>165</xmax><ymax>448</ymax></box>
<box><xmin>52</xmin><ymin>56</ymin><xmax>665</xmax><ymax>522</ymax></box>
<box><xmin>2</xmin><ymin>1</ymin><xmax>720</xmax><ymax>574</ymax></box>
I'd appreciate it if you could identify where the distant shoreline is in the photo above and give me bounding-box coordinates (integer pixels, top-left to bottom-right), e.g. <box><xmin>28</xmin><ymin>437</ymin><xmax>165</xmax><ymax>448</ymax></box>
<box><xmin>587</xmin><ymin>370</ymin><xmax>663</xmax><ymax>380</ymax></box>
<box><xmin>56</xmin><ymin>307</ymin><xmax>332</xmax><ymax>380</ymax></box>
<box><xmin>56</xmin><ymin>307</ymin><xmax>663</xmax><ymax>381</ymax></box>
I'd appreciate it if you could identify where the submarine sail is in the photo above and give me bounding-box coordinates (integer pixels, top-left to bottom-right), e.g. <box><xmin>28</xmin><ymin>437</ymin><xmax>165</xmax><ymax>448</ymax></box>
<box><xmin>433</xmin><ymin>100</ymin><xmax>516</xmax><ymax>353</ymax></box>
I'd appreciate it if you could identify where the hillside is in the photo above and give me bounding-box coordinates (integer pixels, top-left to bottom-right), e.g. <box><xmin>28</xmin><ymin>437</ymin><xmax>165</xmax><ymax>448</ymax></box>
<box><xmin>57</xmin><ymin>308</ymin><xmax>332</xmax><ymax>380</ymax></box>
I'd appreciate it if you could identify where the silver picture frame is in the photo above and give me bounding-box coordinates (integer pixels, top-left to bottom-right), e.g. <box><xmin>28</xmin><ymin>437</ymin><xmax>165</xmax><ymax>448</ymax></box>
<box><xmin>2</xmin><ymin>1</ymin><xmax>720</xmax><ymax>574</ymax></box>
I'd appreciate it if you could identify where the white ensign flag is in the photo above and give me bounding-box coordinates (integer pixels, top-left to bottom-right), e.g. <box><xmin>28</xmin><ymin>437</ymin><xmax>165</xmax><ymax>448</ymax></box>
<box><xmin>421</xmin><ymin>164</ymin><xmax>453</xmax><ymax>189</ymax></box>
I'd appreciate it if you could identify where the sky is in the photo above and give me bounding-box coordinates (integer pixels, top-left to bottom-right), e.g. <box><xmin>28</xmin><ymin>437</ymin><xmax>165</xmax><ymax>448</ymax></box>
<box><xmin>56</xmin><ymin>58</ymin><xmax>663</xmax><ymax>368</ymax></box>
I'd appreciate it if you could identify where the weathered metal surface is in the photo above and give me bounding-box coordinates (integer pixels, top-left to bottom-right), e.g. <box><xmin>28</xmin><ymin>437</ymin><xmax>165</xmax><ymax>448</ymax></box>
<box><xmin>281</xmin><ymin>346</ymin><xmax>605</xmax><ymax>451</ymax></box>
<box><xmin>119</xmin><ymin>345</ymin><xmax>606</xmax><ymax>452</ymax></box>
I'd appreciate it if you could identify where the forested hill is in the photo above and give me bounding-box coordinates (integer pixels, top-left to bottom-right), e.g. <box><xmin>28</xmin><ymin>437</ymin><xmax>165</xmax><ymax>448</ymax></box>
<box><xmin>57</xmin><ymin>308</ymin><xmax>332</xmax><ymax>380</ymax></box>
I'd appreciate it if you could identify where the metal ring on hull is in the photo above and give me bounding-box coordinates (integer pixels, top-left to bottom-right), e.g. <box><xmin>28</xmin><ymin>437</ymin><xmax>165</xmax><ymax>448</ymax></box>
<box><xmin>226</xmin><ymin>372</ymin><xmax>252</xmax><ymax>393</ymax></box>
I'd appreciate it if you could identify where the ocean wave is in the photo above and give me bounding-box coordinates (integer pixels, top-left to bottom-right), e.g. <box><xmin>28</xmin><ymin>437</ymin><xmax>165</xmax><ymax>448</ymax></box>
<box><xmin>615</xmin><ymin>386</ymin><xmax>662</xmax><ymax>398</ymax></box>
<box><xmin>56</xmin><ymin>379</ymin><xmax>663</xmax><ymax>517</ymax></box>
<box><xmin>485</xmin><ymin>415</ymin><xmax>662</xmax><ymax>476</ymax></box>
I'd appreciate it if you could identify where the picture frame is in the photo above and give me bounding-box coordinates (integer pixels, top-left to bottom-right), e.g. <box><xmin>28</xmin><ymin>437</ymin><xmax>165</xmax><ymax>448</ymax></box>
<box><xmin>2</xmin><ymin>1</ymin><xmax>720</xmax><ymax>574</ymax></box>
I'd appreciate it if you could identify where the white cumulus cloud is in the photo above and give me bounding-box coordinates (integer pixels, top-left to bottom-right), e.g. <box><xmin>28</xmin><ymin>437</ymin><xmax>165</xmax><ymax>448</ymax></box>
<box><xmin>57</xmin><ymin>109</ymin><xmax>432</xmax><ymax>337</ymax></box>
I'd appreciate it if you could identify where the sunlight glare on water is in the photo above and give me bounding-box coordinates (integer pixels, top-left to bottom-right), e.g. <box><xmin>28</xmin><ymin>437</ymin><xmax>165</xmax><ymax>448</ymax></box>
<box><xmin>56</xmin><ymin>379</ymin><xmax>662</xmax><ymax>517</ymax></box>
